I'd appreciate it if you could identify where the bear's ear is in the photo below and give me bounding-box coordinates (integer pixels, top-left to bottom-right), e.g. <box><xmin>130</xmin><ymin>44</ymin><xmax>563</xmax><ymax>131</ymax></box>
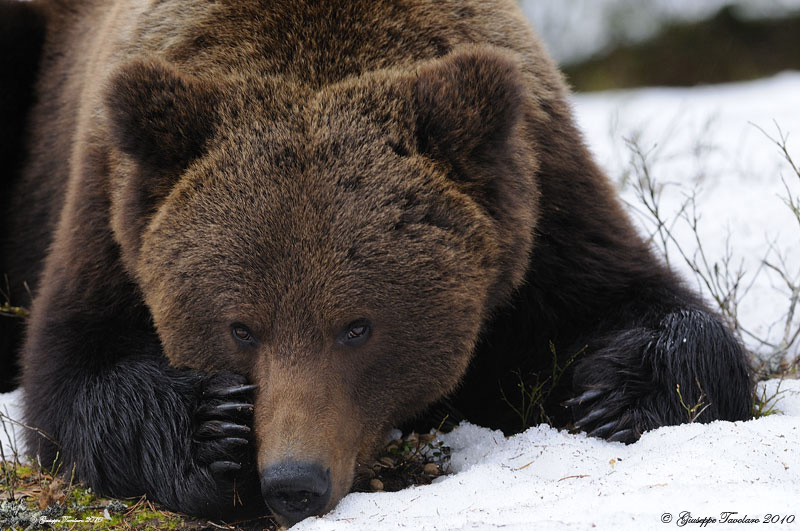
<box><xmin>413</xmin><ymin>47</ymin><xmax>526</xmax><ymax>175</ymax></box>
<box><xmin>105</xmin><ymin>59</ymin><xmax>219</xmax><ymax>173</ymax></box>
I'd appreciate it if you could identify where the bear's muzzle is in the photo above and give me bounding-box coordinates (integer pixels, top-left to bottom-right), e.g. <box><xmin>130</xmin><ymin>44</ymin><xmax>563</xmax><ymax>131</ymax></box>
<box><xmin>260</xmin><ymin>460</ymin><xmax>332</xmax><ymax>526</ymax></box>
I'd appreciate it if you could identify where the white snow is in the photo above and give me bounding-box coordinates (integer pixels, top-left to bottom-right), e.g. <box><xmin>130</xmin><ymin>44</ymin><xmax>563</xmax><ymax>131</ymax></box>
<box><xmin>299</xmin><ymin>384</ymin><xmax>800</xmax><ymax>530</ymax></box>
<box><xmin>2</xmin><ymin>73</ymin><xmax>799</xmax><ymax>529</ymax></box>
<box><xmin>0</xmin><ymin>388</ymin><xmax>24</xmax><ymax>461</ymax></box>
<box><xmin>573</xmin><ymin>72</ymin><xmax>800</xmax><ymax>363</ymax></box>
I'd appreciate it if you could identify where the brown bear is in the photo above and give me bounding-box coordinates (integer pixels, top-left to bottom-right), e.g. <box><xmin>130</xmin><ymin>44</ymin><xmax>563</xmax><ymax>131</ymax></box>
<box><xmin>2</xmin><ymin>0</ymin><xmax>752</xmax><ymax>527</ymax></box>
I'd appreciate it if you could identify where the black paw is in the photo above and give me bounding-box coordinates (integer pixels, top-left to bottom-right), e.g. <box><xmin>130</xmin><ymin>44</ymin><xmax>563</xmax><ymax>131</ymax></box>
<box><xmin>193</xmin><ymin>373</ymin><xmax>257</xmax><ymax>483</ymax></box>
<box><xmin>563</xmin><ymin>309</ymin><xmax>753</xmax><ymax>445</ymax></box>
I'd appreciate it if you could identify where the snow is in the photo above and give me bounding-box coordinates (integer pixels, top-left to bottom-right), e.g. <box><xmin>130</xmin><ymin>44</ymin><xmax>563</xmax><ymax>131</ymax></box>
<box><xmin>0</xmin><ymin>388</ymin><xmax>24</xmax><ymax>461</ymax></box>
<box><xmin>2</xmin><ymin>73</ymin><xmax>800</xmax><ymax>529</ymax></box>
<box><xmin>572</xmin><ymin>72</ymin><xmax>800</xmax><ymax>363</ymax></box>
<box><xmin>299</xmin><ymin>387</ymin><xmax>800</xmax><ymax>530</ymax></box>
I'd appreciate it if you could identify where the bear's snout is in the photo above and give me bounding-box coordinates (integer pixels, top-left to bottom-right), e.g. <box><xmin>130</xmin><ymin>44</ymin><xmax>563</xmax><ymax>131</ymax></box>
<box><xmin>261</xmin><ymin>461</ymin><xmax>332</xmax><ymax>526</ymax></box>
<box><xmin>252</xmin><ymin>365</ymin><xmax>362</xmax><ymax>524</ymax></box>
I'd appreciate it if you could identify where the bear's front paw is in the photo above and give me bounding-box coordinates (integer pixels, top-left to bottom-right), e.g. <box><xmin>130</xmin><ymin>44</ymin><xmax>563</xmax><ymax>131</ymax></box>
<box><xmin>193</xmin><ymin>373</ymin><xmax>256</xmax><ymax>483</ymax></box>
<box><xmin>564</xmin><ymin>309</ymin><xmax>753</xmax><ymax>445</ymax></box>
<box><xmin>563</xmin><ymin>386</ymin><xmax>641</xmax><ymax>444</ymax></box>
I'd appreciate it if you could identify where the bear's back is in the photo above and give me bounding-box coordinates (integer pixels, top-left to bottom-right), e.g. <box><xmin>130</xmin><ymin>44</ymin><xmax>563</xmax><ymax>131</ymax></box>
<box><xmin>40</xmin><ymin>0</ymin><xmax>560</xmax><ymax>91</ymax></box>
<box><xmin>129</xmin><ymin>0</ymin><xmax>552</xmax><ymax>85</ymax></box>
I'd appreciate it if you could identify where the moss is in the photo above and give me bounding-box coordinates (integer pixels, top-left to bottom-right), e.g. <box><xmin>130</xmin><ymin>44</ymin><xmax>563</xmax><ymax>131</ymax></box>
<box><xmin>128</xmin><ymin>508</ymin><xmax>182</xmax><ymax>529</ymax></box>
<box><xmin>0</xmin><ymin>457</ymin><xmax>195</xmax><ymax>530</ymax></box>
<box><xmin>0</xmin><ymin>451</ymin><xmax>282</xmax><ymax>529</ymax></box>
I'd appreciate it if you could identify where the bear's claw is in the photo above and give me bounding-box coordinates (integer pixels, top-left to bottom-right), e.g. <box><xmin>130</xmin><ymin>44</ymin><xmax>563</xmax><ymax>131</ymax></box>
<box><xmin>217</xmin><ymin>436</ymin><xmax>249</xmax><ymax>450</ymax></box>
<box><xmin>565</xmin><ymin>385</ymin><xmax>642</xmax><ymax>444</ymax></box>
<box><xmin>193</xmin><ymin>372</ymin><xmax>256</xmax><ymax>482</ymax></box>
<box><xmin>209</xmin><ymin>461</ymin><xmax>242</xmax><ymax>476</ymax></box>
<box><xmin>175</xmin><ymin>372</ymin><xmax>267</xmax><ymax>516</ymax></box>
<box><xmin>562</xmin><ymin>388</ymin><xmax>604</xmax><ymax>407</ymax></box>
<box><xmin>197</xmin><ymin>402</ymin><xmax>255</xmax><ymax>419</ymax></box>
<box><xmin>586</xmin><ymin>420</ymin><xmax>617</xmax><ymax>439</ymax></box>
<box><xmin>607</xmin><ymin>429</ymin><xmax>637</xmax><ymax>444</ymax></box>
<box><xmin>194</xmin><ymin>420</ymin><xmax>251</xmax><ymax>439</ymax></box>
<box><xmin>574</xmin><ymin>406</ymin><xmax>608</xmax><ymax>429</ymax></box>
<box><xmin>203</xmin><ymin>384</ymin><xmax>258</xmax><ymax>398</ymax></box>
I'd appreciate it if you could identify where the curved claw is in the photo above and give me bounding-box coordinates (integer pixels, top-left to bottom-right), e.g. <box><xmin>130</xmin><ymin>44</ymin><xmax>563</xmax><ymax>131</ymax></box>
<box><xmin>195</xmin><ymin>421</ymin><xmax>251</xmax><ymax>439</ymax></box>
<box><xmin>209</xmin><ymin>460</ymin><xmax>242</xmax><ymax>476</ymax></box>
<box><xmin>215</xmin><ymin>403</ymin><xmax>254</xmax><ymax>414</ymax></box>
<box><xmin>204</xmin><ymin>384</ymin><xmax>258</xmax><ymax>399</ymax></box>
<box><xmin>575</xmin><ymin>407</ymin><xmax>609</xmax><ymax>430</ymax></box>
<box><xmin>607</xmin><ymin>429</ymin><xmax>638</xmax><ymax>444</ymax></box>
<box><xmin>197</xmin><ymin>402</ymin><xmax>255</xmax><ymax>420</ymax></box>
<box><xmin>563</xmin><ymin>388</ymin><xmax>604</xmax><ymax>408</ymax></box>
<box><xmin>218</xmin><ymin>437</ymin><xmax>249</xmax><ymax>450</ymax></box>
<box><xmin>588</xmin><ymin>421</ymin><xmax>618</xmax><ymax>439</ymax></box>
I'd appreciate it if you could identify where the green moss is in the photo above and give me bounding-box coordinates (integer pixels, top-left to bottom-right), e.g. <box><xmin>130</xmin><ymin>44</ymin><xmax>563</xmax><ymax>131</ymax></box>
<box><xmin>2</xmin><ymin>463</ymin><xmax>34</xmax><ymax>477</ymax></box>
<box><xmin>0</xmin><ymin>457</ymin><xmax>197</xmax><ymax>530</ymax></box>
<box><xmin>128</xmin><ymin>508</ymin><xmax>183</xmax><ymax>528</ymax></box>
<box><xmin>66</xmin><ymin>486</ymin><xmax>96</xmax><ymax>507</ymax></box>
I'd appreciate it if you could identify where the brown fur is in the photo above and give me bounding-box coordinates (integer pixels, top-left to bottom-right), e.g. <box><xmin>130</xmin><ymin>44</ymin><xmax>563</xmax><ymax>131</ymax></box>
<box><xmin>6</xmin><ymin>0</ymin><xmax>752</xmax><ymax>525</ymax></box>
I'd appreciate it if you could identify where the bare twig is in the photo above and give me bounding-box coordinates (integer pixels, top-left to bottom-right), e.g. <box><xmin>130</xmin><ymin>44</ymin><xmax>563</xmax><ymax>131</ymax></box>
<box><xmin>0</xmin><ymin>411</ymin><xmax>59</xmax><ymax>447</ymax></box>
<box><xmin>624</xmin><ymin>121</ymin><xmax>800</xmax><ymax>377</ymax></box>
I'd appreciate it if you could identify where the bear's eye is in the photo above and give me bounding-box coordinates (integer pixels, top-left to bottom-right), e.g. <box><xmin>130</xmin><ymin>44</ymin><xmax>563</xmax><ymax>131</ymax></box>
<box><xmin>231</xmin><ymin>323</ymin><xmax>257</xmax><ymax>346</ymax></box>
<box><xmin>338</xmin><ymin>319</ymin><xmax>372</xmax><ymax>347</ymax></box>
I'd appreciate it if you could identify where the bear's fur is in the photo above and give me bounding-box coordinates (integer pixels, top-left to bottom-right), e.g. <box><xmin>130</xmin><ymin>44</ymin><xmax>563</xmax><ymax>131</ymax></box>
<box><xmin>2</xmin><ymin>0</ymin><xmax>753</xmax><ymax>526</ymax></box>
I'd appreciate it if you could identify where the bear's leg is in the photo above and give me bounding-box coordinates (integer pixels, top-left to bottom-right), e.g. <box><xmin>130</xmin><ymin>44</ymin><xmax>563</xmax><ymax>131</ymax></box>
<box><xmin>22</xmin><ymin>280</ymin><xmax>263</xmax><ymax>517</ymax></box>
<box><xmin>523</xmin><ymin>118</ymin><xmax>754</xmax><ymax>442</ymax></box>
<box><xmin>24</xmin><ymin>349</ymin><xmax>262</xmax><ymax>517</ymax></box>
<box><xmin>456</xmin><ymin>115</ymin><xmax>753</xmax><ymax>441</ymax></box>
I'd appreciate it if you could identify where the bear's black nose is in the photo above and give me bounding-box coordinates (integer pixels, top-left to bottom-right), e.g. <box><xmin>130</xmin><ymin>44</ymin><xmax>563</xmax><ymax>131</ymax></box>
<box><xmin>260</xmin><ymin>461</ymin><xmax>331</xmax><ymax>526</ymax></box>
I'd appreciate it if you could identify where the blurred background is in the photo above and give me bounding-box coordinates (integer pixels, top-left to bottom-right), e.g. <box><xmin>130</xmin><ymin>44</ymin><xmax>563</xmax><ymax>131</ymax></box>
<box><xmin>521</xmin><ymin>0</ymin><xmax>800</xmax><ymax>90</ymax></box>
<box><xmin>520</xmin><ymin>1</ymin><xmax>800</xmax><ymax>373</ymax></box>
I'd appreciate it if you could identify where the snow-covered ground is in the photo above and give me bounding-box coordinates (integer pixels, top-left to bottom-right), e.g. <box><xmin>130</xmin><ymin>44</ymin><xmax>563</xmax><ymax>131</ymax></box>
<box><xmin>302</xmin><ymin>379</ymin><xmax>800</xmax><ymax>531</ymax></box>
<box><xmin>2</xmin><ymin>74</ymin><xmax>799</xmax><ymax>528</ymax></box>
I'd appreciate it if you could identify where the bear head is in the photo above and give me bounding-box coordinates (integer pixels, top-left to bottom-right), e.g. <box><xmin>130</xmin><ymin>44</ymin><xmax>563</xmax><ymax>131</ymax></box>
<box><xmin>105</xmin><ymin>46</ymin><xmax>538</xmax><ymax>524</ymax></box>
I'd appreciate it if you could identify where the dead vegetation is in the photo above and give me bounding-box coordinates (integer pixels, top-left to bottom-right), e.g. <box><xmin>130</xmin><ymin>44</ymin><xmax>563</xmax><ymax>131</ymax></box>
<box><xmin>353</xmin><ymin>431</ymin><xmax>451</xmax><ymax>494</ymax></box>
<box><xmin>0</xmin><ymin>277</ymin><xmax>30</xmax><ymax>319</ymax></box>
<box><xmin>624</xmin><ymin>121</ymin><xmax>800</xmax><ymax>380</ymax></box>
